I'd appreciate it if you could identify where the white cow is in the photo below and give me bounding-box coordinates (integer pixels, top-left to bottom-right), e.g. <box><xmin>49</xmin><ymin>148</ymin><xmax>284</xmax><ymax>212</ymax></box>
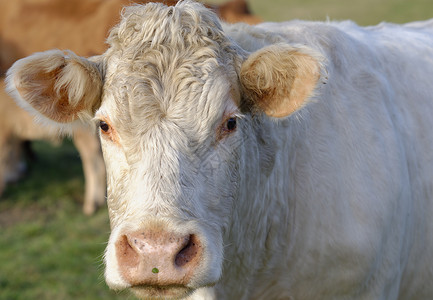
<box><xmin>5</xmin><ymin>1</ymin><xmax>433</xmax><ymax>299</ymax></box>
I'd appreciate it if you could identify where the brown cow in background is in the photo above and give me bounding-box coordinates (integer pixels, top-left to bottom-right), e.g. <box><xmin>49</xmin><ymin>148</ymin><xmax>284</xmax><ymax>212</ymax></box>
<box><xmin>0</xmin><ymin>0</ymin><xmax>260</xmax><ymax>71</ymax></box>
<box><xmin>0</xmin><ymin>0</ymin><xmax>260</xmax><ymax>214</ymax></box>
<box><xmin>0</xmin><ymin>80</ymin><xmax>107</xmax><ymax>215</ymax></box>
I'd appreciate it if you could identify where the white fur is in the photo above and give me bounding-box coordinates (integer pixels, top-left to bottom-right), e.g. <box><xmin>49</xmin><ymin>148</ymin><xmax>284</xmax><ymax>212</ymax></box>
<box><xmin>5</xmin><ymin>1</ymin><xmax>433</xmax><ymax>299</ymax></box>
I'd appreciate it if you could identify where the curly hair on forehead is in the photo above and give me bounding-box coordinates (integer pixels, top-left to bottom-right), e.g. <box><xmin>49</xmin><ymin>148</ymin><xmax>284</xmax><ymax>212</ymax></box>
<box><xmin>100</xmin><ymin>1</ymin><xmax>244</xmax><ymax>121</ymax></box>
<box><xmin>106</xmin><ymin>0</ymin><xmax>229</xmax><ymax>54</ymax></box>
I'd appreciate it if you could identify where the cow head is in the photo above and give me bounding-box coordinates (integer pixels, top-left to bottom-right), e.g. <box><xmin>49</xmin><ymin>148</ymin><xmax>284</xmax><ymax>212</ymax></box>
<box><xmin>6</xmin><ymin>1</ymin><xmax>322</xmax><ymax>298</ymax></box>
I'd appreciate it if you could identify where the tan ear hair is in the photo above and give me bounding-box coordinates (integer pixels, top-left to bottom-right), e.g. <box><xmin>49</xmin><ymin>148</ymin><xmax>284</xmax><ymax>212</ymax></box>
<box><xmin>240</xmin><ymin>44</ymin><xmax>321</xmax><ymax>118</ymax></box>
<box><xmin>6</xmin><ymin>49</ymin><xmax>103</xmax><ymax>124</ymax></box>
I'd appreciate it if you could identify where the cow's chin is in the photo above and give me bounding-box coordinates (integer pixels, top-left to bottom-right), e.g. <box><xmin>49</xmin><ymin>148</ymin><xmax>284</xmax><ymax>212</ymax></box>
<box><xmin>130</xmin><ymin>284</ymin><xmax>194</xmax><ymax>299</ymax></box>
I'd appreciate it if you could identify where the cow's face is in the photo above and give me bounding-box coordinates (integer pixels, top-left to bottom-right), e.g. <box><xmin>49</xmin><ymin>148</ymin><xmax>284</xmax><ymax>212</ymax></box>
<box><xmin>6</xmin><ymin>2</ymin><xmax>322</xmax><ymax>299</ymax></box>
<box><xmin>96</xmin><ymin>6</ymin><xmax>247</xmax><ymax>297</ymax></box>
<box><xmin>98</xmin><ymin>39</ymin><xmax>243</xmax><ymax>299</ymax></box>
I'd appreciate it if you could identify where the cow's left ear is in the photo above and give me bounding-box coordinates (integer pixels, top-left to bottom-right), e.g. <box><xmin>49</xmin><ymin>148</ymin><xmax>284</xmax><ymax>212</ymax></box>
<box><xmin>240</xmin><ymin>44</ymin><xmax>322</xmax><ymax>118</ymax></box>
<box><xmin>6</xmin><ymin>49</ymin><xmax>103</xmax><ymax>132</ymax></box>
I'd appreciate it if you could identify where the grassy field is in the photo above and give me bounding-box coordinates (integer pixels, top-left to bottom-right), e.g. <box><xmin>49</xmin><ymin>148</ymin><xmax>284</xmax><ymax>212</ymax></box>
<box><xmin>247</xmin><ymin>0</ymin><xmax>433</xmax><ymax>25</ymax></box>
<box><xmin>1</xmin><ymin>0</ymin><xmax>433</xmax><ymax>299</ymax></box>
<box><xmin>0</xmin><ymin>141</ymin><xmax>127</xmax><ymax>300</ymax></box>
<box><xmin>211</xmin><ymin>0</ymin><xmax>433</xmax><ymax>25</ymax></box>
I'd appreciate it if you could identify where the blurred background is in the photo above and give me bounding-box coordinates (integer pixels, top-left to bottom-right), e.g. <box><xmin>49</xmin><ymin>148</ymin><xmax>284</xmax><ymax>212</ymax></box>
<box><xmin>1</xmin><ymin>0</ymin><xmax>432</xmax><ymax>299</ymax></box>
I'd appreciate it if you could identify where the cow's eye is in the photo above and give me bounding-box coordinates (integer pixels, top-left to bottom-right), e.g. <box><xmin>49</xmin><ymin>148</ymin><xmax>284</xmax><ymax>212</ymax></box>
<box><xmin>99</xmin><ymin>120</ymin><xmax>110</xmax><ymax>133</ymax></box>
<box><xmin>225</xmin><ymin>117</ymin><xmax>237</xmax><ymax>132</ymax></box>
<box><xmin>98</xmin><ymin>119</ymin><xmax>119</xmax><ymax>143</ymax></box>
<box><xmin>217</xmin><ymin>115</ymin><xmax>238</xmax><ymax>141</ymax></box>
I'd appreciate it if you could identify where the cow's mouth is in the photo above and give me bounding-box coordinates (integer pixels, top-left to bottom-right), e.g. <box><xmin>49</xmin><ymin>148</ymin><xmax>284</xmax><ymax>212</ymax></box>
<box><xmin>130</xmin><ymin>284</ymin><xmax>194</xmax><ymax>299</ymax></box>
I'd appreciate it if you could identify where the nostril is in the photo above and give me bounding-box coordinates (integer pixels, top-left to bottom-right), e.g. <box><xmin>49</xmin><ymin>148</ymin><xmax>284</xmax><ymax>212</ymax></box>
<box><xmin>117</xmin><ymin>234</ymin><xmax>141</xmax><ymax>269</ymax></box>
<box><xmin>130</xmin><ymin>233</ymin><xmax>146</xmax><ymax>253</ymax></box>
<box><xmin>175</xmin><ymin>234</ymin><xmax>200</xmax><ymax>267</ymax></box>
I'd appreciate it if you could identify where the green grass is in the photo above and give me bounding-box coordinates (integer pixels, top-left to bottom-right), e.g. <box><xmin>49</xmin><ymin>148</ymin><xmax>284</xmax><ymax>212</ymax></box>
<box><xmin>211</xmin><ymin>0</ymin><xmax>433</xmax><ymax>25</ymax></box>
<box><xmin>2</xmin><ymin>1</ymin><xmax>433</xmax><ymax>299</ymax></box>
<box><xmin>0</xmin><ymin>141</ymin><xmax>127</xmax><ymax>300</ymax></box>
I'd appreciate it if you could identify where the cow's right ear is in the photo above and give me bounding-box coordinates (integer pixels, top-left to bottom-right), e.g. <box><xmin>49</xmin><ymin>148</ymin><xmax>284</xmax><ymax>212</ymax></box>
<box><xmin>240</xmin><ymin>44</ymin><xmax>322</xmax><ymax>118</ymax></box>
<box><xmin>6</xmin><ymin>49</ymin><xmax>103</xmax><ymax>131</ymax></box>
